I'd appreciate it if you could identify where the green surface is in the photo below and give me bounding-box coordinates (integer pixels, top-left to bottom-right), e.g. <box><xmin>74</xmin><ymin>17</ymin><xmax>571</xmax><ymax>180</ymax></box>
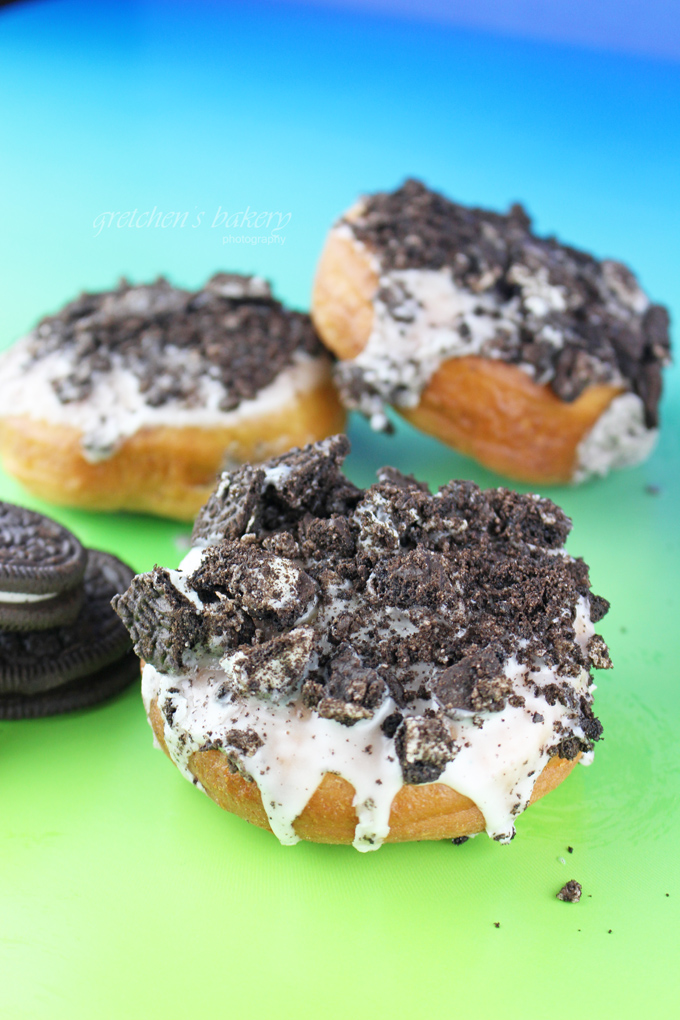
<box><xmin>1</xmin><ymin>402</ymin><xmax>679</xmax><ymax>1020</ymax></box>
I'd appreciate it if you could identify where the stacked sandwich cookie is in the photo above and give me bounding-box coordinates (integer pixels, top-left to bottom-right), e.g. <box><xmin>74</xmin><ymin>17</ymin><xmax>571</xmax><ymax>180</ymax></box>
<box><xmin>0</xmin><ymin>502</ymin><xmax>137</xmax><ymax>718</ymax></box>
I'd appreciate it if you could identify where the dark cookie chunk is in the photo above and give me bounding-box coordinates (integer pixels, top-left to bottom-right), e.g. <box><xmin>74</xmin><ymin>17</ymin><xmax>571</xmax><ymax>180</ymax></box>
<box><xmin>192</xmin><ymin>435</ymin><xmax>361</xmax><ymax>545</ymax></box>
<box><xmin>381</xmin><ymin>710</ymin><xmax>404</xmax><ymax>739</ymax></box>
<box><xmin>366</xmin><ymin>548</ymin><xmax>459</xmax><ymax>611</ymax></box>
<box><xmin>225</xmin><ymin>727</ymin><xmax>264</xmax><ymax>756</ymax></box>
<box><xmin>303</xmin><ymin>645</ymin><xmax>387</xmax><ymax>725</ymax></box>
<box><xmin>346</xmin><ymin>178</ymin><xmax>671</xmax><ymax>423</ymax></box>
<box><xmin>112</xmin><ymin>567</ymin><xmax>205</xmax><ymax>672</ymax></box>
<box><xmin>300</xmin><ymin>516</ymin><xmax>356</xmax><ymax>560</ymax></box>
<box><xmin>0</xmin><ymin>650</ymin><xmax>140</xmax><ymax>719</ymax></box>
<box><xmin>191</xmin><ymin>464</ymin><xmax>266</xmax><ymax>545</ymax></box>
<box><xmin>0</xmin><ymin>503</ymin><xmax>87</xmax><ymax>629</ymax></box>
<box><xmin>219</xmin><ymin>627</ymin><xmax>316</xmax><ymax>698</ymax></box>
<box><xmin>549</xmin><ymin>692</ymin><xmax>604</xmax><ymax>760</ymax></box>
<box><xmin>253</xmin><ymin>435</ymin><xmax>361</xmax><ymax>533</ymax></box>
<box><xmin>0</xmin><ymin>551</ymin><xmax>134</xmax><ymax>695</ymax></box>
<box><xmin>23</xmin><ymin>274</ymin><xmax>326</xmax><ymax>415</ymax></box>
<box><xmin>200</xmin><ymin>725</ymin><xmax>265</xmax><ymax>780</ymax></box>
<box><xmin>394</xmin><ymin>715</ymin><xmax>456</xmax><ymax>784</ymax></box>
<box><xmin>589</xmin><ymin>595</ymin><xmax>610</xmax><ymax>623</ymax></box>
<box><xmin>587</xmin><ymin>634</ymin><xmax>613</xmax><ymax>670</ymax></box>
<box><xmin>432</xmin><ymin>645</ymin><xmax>513</xmax><ymax>714</ymax></box>
<box><xmin>557</xmin><ymin>880</ymin><xmax>582</xmax><ymax>903</ymax></box>
<box><xmin>376</xmin><ymin>466</ymin><xmax>430</xmax><ymax>494</ymax></box>
<box><xmin>486</xmin><ymin>491</ymin><xmax>571</xmax><ymax>550</ymax></box>
<box><xmin>190</xmin><ymin>542</ymin><xmax>317</xmax><ymax>630</ymax></box>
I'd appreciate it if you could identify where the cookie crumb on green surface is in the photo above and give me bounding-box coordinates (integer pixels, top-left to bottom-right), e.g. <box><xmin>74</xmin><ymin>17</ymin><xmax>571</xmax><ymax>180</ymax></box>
<box><xmin>557</xmin><ymin>880</ymin><xmax>582</xmax><ymax>903</ymax></box>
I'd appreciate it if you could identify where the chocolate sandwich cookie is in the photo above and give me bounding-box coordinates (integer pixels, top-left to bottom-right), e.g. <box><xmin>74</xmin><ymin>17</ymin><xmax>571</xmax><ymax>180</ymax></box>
<box><xmin>0</xmin><ymin>549</ymin><xmax>137</xmax><ymax>711</ymax></box>
<box><xmin>0</xmin><ymin>502</ymin><xmax>87</xmax><ymax>631</ymax></box>
<box><xmin>0</xmin><ymin>651</ymin><xmax>141</xmax><ymax>719</ymax></box>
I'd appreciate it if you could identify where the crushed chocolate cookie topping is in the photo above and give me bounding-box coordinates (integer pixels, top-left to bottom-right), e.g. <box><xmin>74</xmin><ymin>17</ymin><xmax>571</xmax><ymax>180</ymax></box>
<box><xmin>118</xmin><ymin>437</ymin><xmax>609</xmax><ymax>803</ymax></box>
<box><xmin>22</xmin><ymin>273</ymin><xmax>325</xmax><ymax>412</ymax></box>
<box><xmin>224</xmin><ymin>728</ymin><xmax>264</xmax><ymax>756</ymax></box>
<box><xmin>342</xmin><ymin>178</ymin><xmax>671</xmax><ymax>425</ymax></box>
<box><xmin>192</xmin><ymin>435</ymin><xmax>360</xmax><ymax>546</ymax></box>
<box><xmin>191</xmin><ymin>542</ymin><xmax>318</xmax><ymax>630</ymax></box>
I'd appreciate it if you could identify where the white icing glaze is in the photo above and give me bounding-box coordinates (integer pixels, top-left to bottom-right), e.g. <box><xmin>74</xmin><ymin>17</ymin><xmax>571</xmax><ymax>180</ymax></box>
<box><xmin>573</xmin><ymin>392</ymin><xmax>658</xmax><ymax>482</ymax></box>
<box><xmin>142</xmin><ymin>587</ymin><xmax>596</xmax><ymax>851</ymax></box>
<box><xmin>0</xmin><ymin>344</ymin><xmax>330</xmax><ymax>463</ymax></box>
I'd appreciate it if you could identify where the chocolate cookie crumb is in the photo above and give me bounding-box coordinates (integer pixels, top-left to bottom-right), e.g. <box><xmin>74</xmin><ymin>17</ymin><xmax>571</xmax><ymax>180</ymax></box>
<box><xmin>557</xmin><ymin>880</ymin><xmax>582</xmax><ymax>903</ymax></box>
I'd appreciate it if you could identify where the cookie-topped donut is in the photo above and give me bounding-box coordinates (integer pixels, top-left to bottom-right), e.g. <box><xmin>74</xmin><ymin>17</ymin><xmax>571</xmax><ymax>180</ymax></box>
<box><xmin>312</xmin><ymin>179</ymin><xmax>671</xmax><ymax>484</ymax></box>
<box><xmin>114</xmin><ymin>435</ymin><xmax>611</xmax><ymax>850</ymax></box>
<box><xmin>0</xmin><ymin>273</ymin><xmax>345</xmax><ymax>519</ymax></box>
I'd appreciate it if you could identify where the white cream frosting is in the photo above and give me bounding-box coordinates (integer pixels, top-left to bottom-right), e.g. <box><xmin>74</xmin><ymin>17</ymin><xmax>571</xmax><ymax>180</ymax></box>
<box><xmin>0</xmin><ymin>343</ymin><xmax>330</xmax><ymax>463</ymax></box>
<box><xmin>573</xmin><ymin>392</ymin><xmax>658</xmax><ymax>482</ymax></box>
<box><xmin>142</xmin><ymin>558</ymin><xmax>597</xmax><ymax>851</ymax></box>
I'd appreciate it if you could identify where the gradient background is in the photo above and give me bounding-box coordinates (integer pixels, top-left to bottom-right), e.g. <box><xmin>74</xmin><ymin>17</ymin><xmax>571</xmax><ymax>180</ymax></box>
<box><xmin>0</xmin><ymin>3</ymin><xmax>679</xmax><ymax>1018</ymax></box>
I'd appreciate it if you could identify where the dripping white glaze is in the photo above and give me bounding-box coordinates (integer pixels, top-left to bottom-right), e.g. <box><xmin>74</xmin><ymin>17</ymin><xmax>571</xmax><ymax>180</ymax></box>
<box><xmin>142</xmin><ymin>594</ymin><xmax>596</xmax><ymax>851</ymax></box>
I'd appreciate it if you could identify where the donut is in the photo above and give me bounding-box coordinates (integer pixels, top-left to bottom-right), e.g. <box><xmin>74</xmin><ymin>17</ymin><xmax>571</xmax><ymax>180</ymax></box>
<box><xmin>312</xmin><ymin>179</ymin><xmax>671</xmax><ymax>484</ymax></box>
<box><xmin>0</xmin><ymin>273</ymin><xmax>345</xmax><ymax>520</ymax></box>
<box><xmin>113</xmin><ymin>435</ymin><xmax>611</xmax><ymax>849</ymax></box>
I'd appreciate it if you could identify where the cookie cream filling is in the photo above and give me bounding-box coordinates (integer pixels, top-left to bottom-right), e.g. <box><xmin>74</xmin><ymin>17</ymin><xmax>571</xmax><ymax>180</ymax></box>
<box><xmin>0</xmin><ymin>590</ymin><xmax>56</xmax><ymax>604</ymax></box>
<box><xmin>141</xmin><ymin>595</ymin><xmax>595</xmax><ymax>850</ymax></box>
<box><xmin>0</xmin><ymin>345</ymin><xmax>329</xmax><ymax>463</ymax></box>
<box><xmin>573</xmin><ymin>392</ymin><xmax>659</xmax><ymax>482</ymax></box>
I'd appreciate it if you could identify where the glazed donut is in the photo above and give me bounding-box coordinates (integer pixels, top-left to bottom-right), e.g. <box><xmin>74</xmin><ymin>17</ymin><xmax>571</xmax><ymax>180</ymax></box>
<box><xmin>0</xmin><ymin>273</ymin><xmax>345</xmax><ymax>520</ymax></box>
<box><xmin>312</xmin><ymin>179</ymin><xmax>671</xmax><ymax>484</ymax></box>
<box><xmin>114</xmin><ymin>435</ymin><xmax>611</xmax><ymax>850</ymax></box>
